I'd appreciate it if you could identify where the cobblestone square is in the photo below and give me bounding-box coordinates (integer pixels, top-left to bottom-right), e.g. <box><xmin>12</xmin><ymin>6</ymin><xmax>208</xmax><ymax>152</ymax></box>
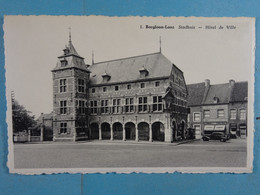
<box><xmin>13</xmin><ymin>139</ymin><xmax>247</xmax><ymax>169</ymax></box>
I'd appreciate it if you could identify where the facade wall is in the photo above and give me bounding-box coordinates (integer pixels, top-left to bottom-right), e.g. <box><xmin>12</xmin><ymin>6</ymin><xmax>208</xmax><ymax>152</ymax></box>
<box><xmin>89</xmin><ymin>76</ymin><xmax>188</xmax><ymax>142</ymax></box>
<box><xmin>201</xmin><ymin>104</ymin><xmax>229</xmax><ymax>135</ymax></box>
<box><xmin>188</xmin><ymin>106</ymin><xmax>202</xmax><ymax>138</ymax></box>
<box><xmin>52</xmin><ymin>67</ymin><xmax>90</xmax><ymax>141</ymax></box>
<box><xmin>188</xmin><ymin>102</ymin><xmax>248</xmax><ymax>139</ymax></box>
<box><xmin>229</xmin><ymin>101</ymin><xmax>247</xmax><ymax>138</ymax></box>
<box><xmin>53</xmin><ymin>69</ymin><xmax>76</xmax><ymax>141</ymax></box>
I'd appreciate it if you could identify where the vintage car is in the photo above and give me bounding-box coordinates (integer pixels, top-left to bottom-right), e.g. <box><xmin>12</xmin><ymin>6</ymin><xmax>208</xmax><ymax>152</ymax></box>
<box><xmin>202</xmin><ymin>132</ymin><xmax>230</xmax><ymax>142</ymax></box>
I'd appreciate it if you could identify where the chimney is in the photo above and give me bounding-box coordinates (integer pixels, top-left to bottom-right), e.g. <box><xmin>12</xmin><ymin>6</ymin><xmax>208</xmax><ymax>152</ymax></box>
<box><xmin>229</xmin><ymin>79</ymin><xmax>235</xmax><ymax>87</ymax></box>
<box><xmin>205</xmin><ymin>79</ymin><xmax>210</xmax><ymax>87</ymax></box>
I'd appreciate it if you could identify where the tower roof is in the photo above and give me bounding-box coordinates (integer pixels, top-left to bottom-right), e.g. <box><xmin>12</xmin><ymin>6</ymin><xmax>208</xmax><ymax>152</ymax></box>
<box><xmin>52</xmin><ymin>38</ymin><xmax>90</xmax><ymax>72</ymax></box>
<box><xmin>58</xmin><ymin>41</ymin><xmax>83</xmax><ymax>59</ymax></box>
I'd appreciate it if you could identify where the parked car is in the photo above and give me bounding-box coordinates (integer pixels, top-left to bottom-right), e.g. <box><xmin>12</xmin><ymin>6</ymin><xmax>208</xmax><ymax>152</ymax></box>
<box><xmin>202</xmin><ymin>132</ymin><xmax>230</xmax><ymax>142</ymax></box>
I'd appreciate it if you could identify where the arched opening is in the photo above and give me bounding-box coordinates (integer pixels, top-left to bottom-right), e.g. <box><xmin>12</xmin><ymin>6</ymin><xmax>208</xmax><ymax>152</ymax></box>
<box><xmin>138</xmin><ymin>122</ymin><xmax>149</xmax><ymax>141</ymax></box>
<box><xmin>113</xmin><ymin>122</ymin><xmax>123</xmax><ymax>140</ymax></box>
<box><xmin>152</xmin><ymin>122</ymin><xmax>165</xmax><ymax>141</ymax></box>
<box><xmin>172</xmin><ymin>120</ymin><xmax>177</xmax><ymax>141</ymax></box>
<box><xmin>90</xmin><ymin>123</ymin><xmax>99</xmax><ymax>140</ymax></box>
<box><xmin>101</xmin><ymin>122</ymin><xmax>111</xmax><ymax>140</ymax></box>
<box><xmin>125</xmin><ymin>122</ymin><xmax>135</xmax><ymax>140</ymax></box>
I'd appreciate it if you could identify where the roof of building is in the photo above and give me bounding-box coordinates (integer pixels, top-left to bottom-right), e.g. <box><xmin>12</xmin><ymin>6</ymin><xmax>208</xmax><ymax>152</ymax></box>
<box><xmin>187</xmin><ymin>80</ymin><xmax>248</xmax><ymax>106</ymax></box>
<box><xmin>37</xmin><ymin>113</ymin><xmax>53</xmax><ymax>122</ymax></box>
<box><xmin>88</xmin><ymin>52</ymin><xmax>175</xmax><ymax>85</ymax></box>
<box><xmin>187</xmin><ymin>82</ymin><xmax>206</xmax><ymax>106</ymax></box>
<box><xmin>66</xmin><ymin>41</ymin><xmax>80</xmax><ymax>56</ymax></box>
<box><xmin>203</xmin><ymin>83</ymin><xmax>232</xmax><ymax>104</ymax></box>
<box><xmin>52</xmin><ymin>41</ymin><xmax>90</xmax><ymax>72</ymax></box>
<box><xmin>230</xmin><ymin>81</ymin><xmax>248</xmax><ymax>102</ymax></box>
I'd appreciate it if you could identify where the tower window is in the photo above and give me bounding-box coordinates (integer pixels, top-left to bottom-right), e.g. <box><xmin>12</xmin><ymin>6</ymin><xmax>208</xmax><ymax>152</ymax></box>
<box><xmin>140</xmin><ymin>83</ymin><xmax>145</xmax><ymax>88</ymax></box>
<box><xmin>103</xmin><ymin>87</ymin><xmax>107</xmax><ymax>92</ymax></box>
<box><xmin>91</xmin><ymin>88</ymin><xmax>95</xmax><ymax>93</ymax></box>
<box><xmin>90</xmin><ymin>100</ymin><xmax>98</xmax><ymax>114</ymax></box>
<box><xmin>60</xmin><ymin>79</ymin><xmax>67</xmax><ymax>93</ymax></box>
<box><xmin>61</xmin><ymin>60</ymin><xmax>68</xmax><ymax>67</ymax></box>
<box><xmin>60</xmin><ymin>100</ymin><xmax>67</xmax><ymax>114</ymax></box>
<box><xmin>78</xmin><ymin>79</ymin><xmax>85</xmax><ymax>93</ymax></box>
<box><xmin>115</xmin><ymin>86</ymin><xmax>119</xmax><ymax>91</ymax></box>
<box><xmin>127</xmin><ymin>84</ymin><xmax>131</xmax><ymax>90</ymax></box>
<box><xmin>60</xmin><ymin>123</ymin><xmax>67</xmax><ymax>134</ymax></box>
<box><xmin>77</xmin><ymin>100</ymin><xmax>86</xmax><ymax>114</ymax></box>
<box><xmin>155</xmin><ymin>81</ymin><xmax>160</xmax><ymax>87</ymax></box>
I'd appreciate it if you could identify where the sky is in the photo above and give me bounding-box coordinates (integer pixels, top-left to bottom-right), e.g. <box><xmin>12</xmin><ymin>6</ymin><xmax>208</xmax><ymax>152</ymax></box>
<box><xmin>4</xmin><ymin>16</ymin><xmax>255</xmax><ymax>117</ymax></box>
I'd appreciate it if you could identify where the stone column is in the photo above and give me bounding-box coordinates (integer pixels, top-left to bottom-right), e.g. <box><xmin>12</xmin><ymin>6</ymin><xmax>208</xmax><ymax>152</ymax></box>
<box><xmin>122</xmin><ymin>125</ymin><xmax>126</xmax><ymax>141</ymax></box>
<box><xmin>149</xmin><ymin>123</ymin><xmax>152</xmax><ymax>142</ymax></box>
<box><xmin>72</xmin><ymin>122</ymin><xmax>76</xmax><ymax>142</ymax></box>
<box><xmin>135</xmin><ymin>123</ymin><xmax>139</xmax><ymax>141</ymax></box>
<box><xmin>99</xmin><ymin>123</ymin><xmax>102</xmax><ymax>140</ymax></box>
<box><xmin>110</xmin><ymin>123</ymin><xmax>113</xmax><ymax>141</ymax></box>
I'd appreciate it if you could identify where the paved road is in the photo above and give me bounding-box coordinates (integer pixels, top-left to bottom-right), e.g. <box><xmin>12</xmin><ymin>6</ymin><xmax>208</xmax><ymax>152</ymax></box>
<box><xmin>14</xmin><ymin>139</ymin><xmax>247</xmax><ymax>168</ymax></box>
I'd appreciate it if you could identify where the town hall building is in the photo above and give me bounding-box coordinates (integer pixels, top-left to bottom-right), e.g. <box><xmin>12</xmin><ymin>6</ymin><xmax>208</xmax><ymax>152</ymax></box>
<box><xmin>51</xmin><ymin>36</ymin><xmax>189</xmax><ymax>142</ymax></box>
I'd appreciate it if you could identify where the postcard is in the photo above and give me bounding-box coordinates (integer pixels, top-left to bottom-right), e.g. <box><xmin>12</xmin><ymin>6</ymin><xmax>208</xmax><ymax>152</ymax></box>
<box><xmin>4</xmin><ymin>16</ymin><xmax>255</xmax><ymax>174</ymax></box>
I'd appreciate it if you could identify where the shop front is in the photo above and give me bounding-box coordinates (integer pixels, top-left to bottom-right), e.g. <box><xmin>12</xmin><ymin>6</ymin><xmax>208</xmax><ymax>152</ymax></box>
<box><xmin>229</xmin><ymin>123</ymin><xmax>237</xmax><ymax>138</ymax></box>
<box><xmin>239</xmin><ymin>123</ymin><xmax>247</xmax><ymax>139</ymax></box>
<box><xmin>203</xmin><ymin>123</ymin><xmax>227</xmax><ymax>135</ymax></box>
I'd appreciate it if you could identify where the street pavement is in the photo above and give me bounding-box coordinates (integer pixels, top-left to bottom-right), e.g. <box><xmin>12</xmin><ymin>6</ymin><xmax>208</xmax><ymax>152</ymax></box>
<box><xmin>13</xmin><ymin>138</ymin><xmax>247</xmax><ymax>169</ymax></box>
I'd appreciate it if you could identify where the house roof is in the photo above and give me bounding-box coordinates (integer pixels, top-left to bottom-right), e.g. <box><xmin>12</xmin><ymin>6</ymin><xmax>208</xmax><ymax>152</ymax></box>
<box><xmin>230</xmin><ymin>81</ymin><xmax>248</xmax><ymax>102</ymax></box>
<box><xmin>88</xmin><ymin>52</ymin><xmax>174</xmax><ymax>85</ymax></box>
<box><xmin>187</xmin><ymin>81</ymin><xmax>248</xmax><ymax>106</ymax></box>
<box><xmin>187</xmin><ymin>82</ymin><xmax>206</xmax><ymax>106</ymax></box>
<box><xmin>36</xmin><ymin>113</ymin><xmax>53</xmax><ymax>122</ymax></box>
<box><xmin>203</xmin><ymin>83</ymin><xmax>231</xmax><ymax>104</ymax></box>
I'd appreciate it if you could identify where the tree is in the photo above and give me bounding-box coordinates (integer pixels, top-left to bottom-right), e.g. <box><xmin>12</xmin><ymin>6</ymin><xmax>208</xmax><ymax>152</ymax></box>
<box><xmin>12</xmin><ymin>100</ymin><xmax>36</xmax><ymax>133</ymax></box>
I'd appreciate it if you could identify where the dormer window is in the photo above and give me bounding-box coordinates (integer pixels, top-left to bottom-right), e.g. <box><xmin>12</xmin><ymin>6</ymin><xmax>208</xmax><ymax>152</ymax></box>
<box><xmin>102</xmin><ymin>72</ymin><xmax>111</xmax><ymax>82</ymax></box>
<box><xmin>139</xmin><ymin>66</ymin><xmax>149</xmax><ymax>78</ymax></box>
<box><xmin>155</xmin><ymin>81</ymin><xmax>160</xmax><ymax>87</ymax></box>
<box><xmin>61</xmin><ymin>59</ymin><xmax>68</xmax><ymax>67</ymax></box>
<box><xmin>213</xmin><ymin>96</ymin><xmax>219</xmax><ymax>104</ymax></box>
<box><xmin>63</xmin><ymin>48</ymin><xmax>70</xmax><ymax>55</ymax></box>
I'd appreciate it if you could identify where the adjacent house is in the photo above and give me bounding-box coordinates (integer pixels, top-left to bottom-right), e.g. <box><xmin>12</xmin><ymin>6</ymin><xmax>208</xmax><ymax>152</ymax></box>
<box><xmin>187</xmin><ymin>80</ymin><xmax>248</xmax><ymax>139</ymax></box>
